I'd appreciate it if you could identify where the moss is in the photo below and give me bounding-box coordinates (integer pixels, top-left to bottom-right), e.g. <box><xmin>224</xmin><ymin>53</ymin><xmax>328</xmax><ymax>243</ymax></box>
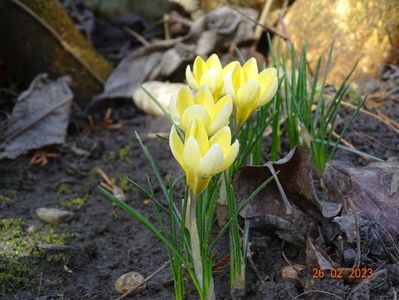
<box><xmin>65</xmin><ymin>195</ymin><xmax>88</xmax><ymax>208</ymax></box>
<box><xmin>0</xmin><ymin>218</ymin><xmax>77</xmax><ymax>295</ymax></box>
<box><xmin>57</xmin><ymin>183</ymin><xmax>72</xmax><ymax>195</ymax></box>
<box><xmin>113</xmin><ymin>173</ymin><xmax>134</xmax><ymax>193</ymax></box>
<box><xmin>117</xmin><ymin>145</ymin><xmax>130</xmax><ymax>162</ymax></box>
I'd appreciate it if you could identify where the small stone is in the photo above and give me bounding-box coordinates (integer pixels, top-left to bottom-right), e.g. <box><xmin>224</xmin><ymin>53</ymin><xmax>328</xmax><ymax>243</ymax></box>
<box><xmin>282</xmin><ymin>264</ymin><xmax>305</xmax><ymax>281</ymax></box>
<box><xmin>35</xmin><ymin>208</ymin><xmax>74</xmax><ymax>225</ymax></box>
<box><xmin>133</xmin><ymin>81</ymin><xmax>185</xmax><ymax>116</ymax></box>
<box><xmin>115</xmin><ymin>272</ymin><xmax>146</xmax><ymax>294</ymax></box>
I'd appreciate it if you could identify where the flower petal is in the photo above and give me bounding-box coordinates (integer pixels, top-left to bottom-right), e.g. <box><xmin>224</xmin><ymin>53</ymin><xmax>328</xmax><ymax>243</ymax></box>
<box><xmin>243</xmin><ymin>58</ymin><xmax>258</xmax><ymax>81</ymax></box>
<box><xmin>187</xmin><ymin>118</ymin><xmax>209</xmax><ymax>156</ymax></box>
<box><xmin>181</xmin><ymin>104</ymin><xmax>210</xmax><ymax>132</ymax></box>
<box><xmin>183</xmin><ymin>136</ymin><xmax>201</xmax><ymax>175</ymax></box>
<box><xmin>236</xmin><ymin>80</ymin><xmax>260</xmax><ymax>107</ymax></box>
<box><xmin>258</xmin><ymin>68</ymin><xmax>278</xmax><ymax>106</ymax></box>
<box><xmin>195</xmin><ymin>87</ymin><xmax>215</xmax><ymax>116</ymax></box>
<box><xmin>197</xmin><ymin>144</ymin><xmax>224</xmax><ymax>177</ymax></box>
<box><xmin>193</xmin><ymin>56</ymin><xmax>207</xmax><ymax>82</ymax></box>
<box><xmin>208</xmin><ymin>102</ymin><xmax>232</xmax><ymax>136</ymax></box>
<box><xmin>221</xmin><ymin>140</ymin><xmax>239</xmax><ymax>171</ymax></box>
<box><xmin>209</xmin><ymin>126</ymin><xmax>231</xmax><ymax>153</ymax></box>
<box><xmin>169</xmin><ymin>96</ymin><xmax>180</xmax><ymax>125</ymax></box>
<box><xmin>206</xmin><ymin>54</ymin><xmax>222</xmax><ymax>70</ymax></box>
<box><xmin>235</xmin><ymin>80</ymin><xmax>260</xmax><ymax>124</ymax></box>
<box><xmin>199</xmin><ymin>68</ymin><xmax>221</xmax><ymax>96</ymax></box>
<box><xmin>186</xmin><ymin>65</ymin><xmax>199</xmax><ymax>90</ymax></box>
<box><xmin>169</xmin><ymin>126</ymin><xmax>184</xmax><ymax>168</ymax></box>
<box><xmin>176</xmin><ymin>86</ymin><xmax>194</xmax><ymax>117</ymax></box>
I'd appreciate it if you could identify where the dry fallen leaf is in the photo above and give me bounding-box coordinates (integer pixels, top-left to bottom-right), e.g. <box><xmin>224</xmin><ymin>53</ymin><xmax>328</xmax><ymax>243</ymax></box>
<box><xmin>322</xmin><ymin>159</ymin><xmax>399</xmax><ymax>243</ymax></box>
<box><xmin>0</xmin><ymin>74</ymin><xmax>73</xmax><ymax>160</ymax></box>
<box><xmin>234</xmin><ymin>147</ymin><xmax>322</xmax><ymax>245</ymax></box>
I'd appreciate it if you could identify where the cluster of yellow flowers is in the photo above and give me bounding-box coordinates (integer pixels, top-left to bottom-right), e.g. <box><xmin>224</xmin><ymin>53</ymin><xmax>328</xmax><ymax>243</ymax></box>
<box><xmin>169</xmin><ymin>54</ymin><xmax>278</xmax><ymax>193</ymax></box>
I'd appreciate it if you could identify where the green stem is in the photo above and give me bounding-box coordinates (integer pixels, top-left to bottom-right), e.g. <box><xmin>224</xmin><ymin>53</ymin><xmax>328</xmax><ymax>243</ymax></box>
<box><xmin>187</xmin><ymin>192</ymin><xmax>215</xmax><ymax>300</ymax></box>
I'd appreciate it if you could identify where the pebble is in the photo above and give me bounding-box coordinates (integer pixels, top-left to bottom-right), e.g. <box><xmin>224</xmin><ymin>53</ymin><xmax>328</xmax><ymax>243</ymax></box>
<box><xmin>133</xmin><ymin>81</ymin><xmax>185</xmax><ymax>116</ymax></box>
<box><xmin>35</xmin><ymin>207</ymin><xmax>74</xmax><ymax>225</ymax></box>
<box><xmin>115</xmin><ymin>271</ymin><xmax>146</xmax><ymax>294</ymax></box>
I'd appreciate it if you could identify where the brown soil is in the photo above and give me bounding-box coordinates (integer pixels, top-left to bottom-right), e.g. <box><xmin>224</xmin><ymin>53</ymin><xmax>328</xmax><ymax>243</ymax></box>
<box><xmin>1</xmin><ymin>96</ymin><xmax>398</xmax><ymax>300</ymax></box>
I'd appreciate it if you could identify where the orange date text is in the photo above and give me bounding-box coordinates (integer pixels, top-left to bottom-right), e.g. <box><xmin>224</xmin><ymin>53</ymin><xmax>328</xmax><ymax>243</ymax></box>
<box><xmin>312</xmin><ymin>267</ymin><xmax>373</xmax><ymax>279</ymax></box>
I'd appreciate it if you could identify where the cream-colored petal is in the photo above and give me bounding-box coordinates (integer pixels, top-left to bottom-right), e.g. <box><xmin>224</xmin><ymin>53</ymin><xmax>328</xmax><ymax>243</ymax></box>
<box><xmin>195</xmin><ymin>87</ymin><xmax>215</xmax><ymax>116</ymax></box>
<box><xmin>258</xmin><ymin>68</ymin><xmax>278</xmax><ymax>106</ymax></box>
<box><xmin>196</xmin><ymin>144</ymin><xmax>224</xmax><ymax>176</ymax></box>
<box><xmin>176</xmin><ymin>86</ymin><xmax>194</xmax><ymax>117</ymax></box>
<box><xmin>181</xmin><ymin>105</ymin><xmax>210</xmax><ymax>132</ymax></box>
<box><xmin>243</xmin><ymin>58</ymin><xmax>258</xmax><ymax>81</ymax></box>
<box><xmin>208</xmin><ymin>104</ymin><xmax>231</xmax><ymax>136</ymax></box>
<box><xmin>220</xmin><ymin>140</ymin><xmax>239</xmax><ymax>171</ymax></box>
<box><xmin>169</xmin><ymin>96</ymin><xmax>181</xmax><ymax>125</ymax></box>
<box><xmin>209</xmin><ymin>126</ymin><xmax>231</xmax><ymax>153</ymax></box>
<box><xmin>236</xmin><ymin>80</ymin><xmax>260</xmax><ymax>107</ymax></box>
<box><xmin>235</xmin><ymin>80</ymin><xmax>260</xmax><ymax>125</ymax></box>
<box><xmin>169</xmin><ymin>126</ymin><xmax>184</xmax><ymax>168</ymax></box>
<box><xmin>214</xmin><ymin>94</ymin><xmax>232</xmax><ymax>114</ymax></box>
<box><xmin>224</xmin><ymin>73</ymin><xmax>236</xmax><ymax>101</ymax></box>
<box><xmin>186</xmin><ymin>65</ymin><xmax>199</xmax><ymax>90</ymax></box>
<box><xmin>183</xmin><ymin>136</ymin><xmax>201</xmax><ymax>175</ymax></box>
<box><xmin>193</xmin><ymin>56</ymin><xmax>207</xmax><ymax>82</ymax></box>
<box><xmin>223</xmin><ymin>61</ymin><xmax>240</xmax><ymax>77</ymax></box>
<box><xmin>187</xmin><ymin>118</ymin><xmax>209</xmax><ymax>156</ymax></box>
<box><xmin>206</xmin><ymin>54</ymin><xmax>222</xmax><ymax>70</ymax></box>
<box><xmin>199</xmin><ymin>68</ymin><xmax>221</xmax><ymax>96</ymax></box>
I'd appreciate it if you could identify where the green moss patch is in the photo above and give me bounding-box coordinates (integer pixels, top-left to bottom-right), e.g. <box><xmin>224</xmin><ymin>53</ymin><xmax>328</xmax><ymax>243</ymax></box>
<box><xmin>0</xmin><ymin>218</ymin><xmax>76</xmax><ymax>295</ymax></box>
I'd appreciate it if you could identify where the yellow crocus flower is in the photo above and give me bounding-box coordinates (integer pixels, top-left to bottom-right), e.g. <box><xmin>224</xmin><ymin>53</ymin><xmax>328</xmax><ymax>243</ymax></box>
<box><xmin>169</xmin><ymin>119</ymin><xmax>239</xmax><ymax>194</ymax></box>
<box><xmin>169</xmin><ymin>86</ymin><xmax>233</xmax><ymax>136</ymax></box>
<box><xmin>224</xmin><ymin>58</ymin><xmax>278</xmax><ymax>127</ymax></box>
<box><xmin>185</xmin><ymin>54</ymin><xmax>225</xmax><ymax>99</ymax></box>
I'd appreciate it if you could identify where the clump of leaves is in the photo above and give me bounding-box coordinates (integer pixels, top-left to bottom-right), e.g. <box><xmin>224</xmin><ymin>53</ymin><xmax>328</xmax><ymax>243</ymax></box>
<box><xmin>270</xmin><ymin>40</ymin><xmax>365</xmax><ymax>176</ymax></box>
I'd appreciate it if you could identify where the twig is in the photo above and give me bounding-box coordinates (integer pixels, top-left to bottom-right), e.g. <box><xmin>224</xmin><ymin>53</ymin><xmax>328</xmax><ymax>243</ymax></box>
<box><xmin>248</xmin><ymin>249</ymin><xmax>266</xmax><ymax>285</ymax></box>
<box><xmin>115</xmin><ymin>261</ymin><xmax>169</xmax><ymax>300</ymax></box>
<box><xmin>346</xmin><ymin>197</ymin><xmax>361</xmax><ymax>268</ymax></box>
<box><xmin>123</xmin><ymin>26</ymin><xmax>150</xmax><ymax>47</ymax></box>
<box><xmin>292</xmin><ymin>290</ymin><xmax>344</xmax><ymax>300</ymax></box>
<box><xmin>36</xmin><ymin>272</ymin><xmax>43</xmax><ymax>300</ymax></box>
<box><xmin>264</xmin><ymin>162</ymin><xmax>292</xmax><ymax>214</ymax></box>
<box><xmin>254</xmin><ymin>0</ymin><xmax>274</xmax><ymax>42</ymax></box>
<box><xmin>341</xmin><ymin>101</ymin><xmax>399</xmax><ymax>134</ymax></box>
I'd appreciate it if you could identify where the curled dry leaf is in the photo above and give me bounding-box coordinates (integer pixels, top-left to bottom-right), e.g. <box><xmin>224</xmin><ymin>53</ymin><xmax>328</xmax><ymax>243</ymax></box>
<box><xmin>189</xmin><ymin>6</ymin><xmax>258</xmax><ymax>56</ymax></box>
<box><xmin>305</xmin><ymin>237</ymin><xmax>335</xmax><ymax>270</ymax></box>
<box><xmin>0</xmin><ymin>74</ymin><xmax>73</xmax><ymax>160</ymax></box>
<box><xmin>90</xmin><ymin>42</ymin><xmax>194</xmax><ymax>111</ymax></box>
<box><xmin>322</xmin><ymin>159</ymin><xmax>399</xmax><ymax>243</ymax></box>
<box><xmin>234</xmin><ymin>147</ymin><xmax>322</xmax><ymax>245</ymax></box>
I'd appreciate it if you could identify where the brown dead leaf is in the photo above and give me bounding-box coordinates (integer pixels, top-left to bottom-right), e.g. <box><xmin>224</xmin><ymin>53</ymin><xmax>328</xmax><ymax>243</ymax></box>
<box><xmin>306</xmin><ymin>238</ymin><xmax>335</xmax><ymax>270</ymax></box>
<box><xmin>234</xmin><ymin>147</ymin><xmax>322</xmax><ymax>245</ymax></box>
<box><xmin>322</xmin><ymin>159</ymin><xmax>399</xmax><ymax>243</ymax></box>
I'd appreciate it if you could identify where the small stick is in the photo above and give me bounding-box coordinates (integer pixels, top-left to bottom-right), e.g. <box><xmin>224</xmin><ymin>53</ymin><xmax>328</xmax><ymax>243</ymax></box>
<box><xmin>265</xmin><ymin>162</ymin><xmax>292</xmax><ymax>214</ymax></box>
<box><xmin>115</xmin><ymin>261</ymin><xmax>169</xmax><ymax>300</ymax></box>
<box><xmin>292</xmin><ymin>290</ymin><xmax>344</xmax><ymax>300</ymax></box>
<box><xmin>341</xmin><ymin>101</ymin><xmax>399</xmax><ymax>134</ymax></box>
<box><xmin>36</xmin><ymin>272</ymin><xmax>43</xmax><ymax>300</ymax></box>
<box><xmin>346</xmin><ymin>197</ymin><xmax>361</xmax><ymax>268</ymax></box>
<box><xmin>123</xmin><ymin>26</ymin><xmax>150</xmax><ymax>47</ymax></box>
<box><xmin>254</xmin><ymin>0</ymin><xmax>274</xmax><ymax>42</ymax></box>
